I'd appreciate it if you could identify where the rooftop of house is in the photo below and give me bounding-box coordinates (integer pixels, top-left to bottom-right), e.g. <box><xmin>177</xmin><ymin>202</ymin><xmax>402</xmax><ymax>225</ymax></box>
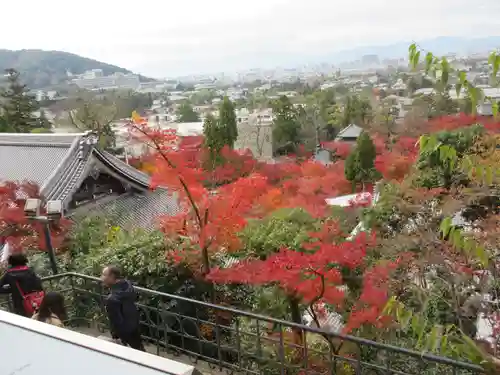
<box><xmin>335</xmin><ymin>124</ymin><xmax>363</xmax><ymax>140</ymax></box>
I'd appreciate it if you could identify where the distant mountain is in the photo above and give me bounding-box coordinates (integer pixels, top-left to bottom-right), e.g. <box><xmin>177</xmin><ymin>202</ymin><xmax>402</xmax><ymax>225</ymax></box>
<box><xmin>0</xmin><ymin>49</ymin><xmax>155</xmax><ymax>89</ymax></box>
<box><xmin>318</xmin><ymin>36</ymin><xmax>500</xmax><ymax>65</ymax></box>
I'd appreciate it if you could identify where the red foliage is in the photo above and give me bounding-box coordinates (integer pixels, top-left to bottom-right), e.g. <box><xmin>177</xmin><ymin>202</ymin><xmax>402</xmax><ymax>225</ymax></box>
<box><xmin>129</xmin><ymin>118</ymin><xmax>359</xmax><ymax>267</ymax></box>
<box><xmin>375</xmin><ymin>136</ymin><xmax>419</xmax><ymax>181</ymax></box>
<box><xmin>427</xmin><ymin>114</ymin><xmax>500</xmax><ymax>133</ymax></box>
<box><xmin>322</xmin><ymin>141</ymin><xmax>352</xmax><ymax>159</ymax></box>
<box><xmin>0</xmin><ymin>182</ymin><xmax>70</xmax><ymax>254</ymax></box>
<box><xmin>208</xmin><ymin>223</ymin><xmax>399</xmax><ymax>332</ymax></box>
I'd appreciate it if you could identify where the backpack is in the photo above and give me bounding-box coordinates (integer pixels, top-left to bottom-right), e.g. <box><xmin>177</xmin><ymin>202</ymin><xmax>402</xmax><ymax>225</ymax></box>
<box><xmin>8</xmin><ymin>266</ymin><xmax>45</xmax><ymax>316</ymax></box>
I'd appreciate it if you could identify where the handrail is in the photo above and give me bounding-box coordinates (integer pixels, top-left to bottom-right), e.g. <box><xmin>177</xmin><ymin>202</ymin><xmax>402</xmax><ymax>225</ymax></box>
<box><xmin>42</xmin><ymin>272</ymin><xmax>484</xmax><ymax>372</ymax></box>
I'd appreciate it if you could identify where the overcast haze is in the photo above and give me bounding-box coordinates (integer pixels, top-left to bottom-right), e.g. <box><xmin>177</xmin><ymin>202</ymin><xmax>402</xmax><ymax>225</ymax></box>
<box><xmin>4</xmin><ymin>0</ymin><xmax>500</xmax><ymax>77</ymax></box>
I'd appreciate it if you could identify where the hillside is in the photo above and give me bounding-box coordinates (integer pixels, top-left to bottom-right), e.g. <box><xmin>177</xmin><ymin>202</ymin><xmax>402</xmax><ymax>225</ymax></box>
<box><xmin>0</xmin><ymin>49</ymin><xmax>154</xmax><ymax>89</ymax></box>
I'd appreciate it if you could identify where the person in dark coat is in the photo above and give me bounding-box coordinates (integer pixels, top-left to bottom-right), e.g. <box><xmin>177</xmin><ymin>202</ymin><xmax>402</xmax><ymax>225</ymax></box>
<box><xmin>101</xmin><ymin>265</ymin><xmax>145</xmax><ymax>351</ymax></box>
<box><xmin>0</xmin><ymin>253</ymin><xmax>44</xmax><ymax>317</ymax></box>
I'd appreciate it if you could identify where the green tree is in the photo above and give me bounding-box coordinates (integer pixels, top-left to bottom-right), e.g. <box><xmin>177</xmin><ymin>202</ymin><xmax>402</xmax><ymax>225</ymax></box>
<box><xmin>344</xmin><ymin>131</ymin><xmax>380</xmax><ymax>190</ymax></box>
<box><xmin>218</xmin><ymin>96</ymin><xmax>238</xmax><ymax>148</ymax></box>
<box><xmin>68</xmin><ymin>97</ymin><xmax>117</xmax><ymax>149</ymax></box>
<box><xmin>203</xmin><ymin>113</ymin><xmax>223</xmax><ymax>162</ymax></box>
<box><xmin>176</xmin><ymin>102</ymin><xmax>200</xmax><ymax>122</ymax></box>
<box><xmin>0</xmin><ymin>69</ymin><xmax>40</xmax><ymax>133</ymax></box>
<box><xmin>271</xmin><ymin>95</ymin><xmax>302</xmax><ymax>152</ymax></box>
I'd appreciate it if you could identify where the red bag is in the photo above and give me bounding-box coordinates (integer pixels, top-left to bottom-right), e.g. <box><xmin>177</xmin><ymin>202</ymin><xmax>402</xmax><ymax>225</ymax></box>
<box><xmin>9</xmin><ymin>266</ymin><xmax>45</xmax><ymax>316</ymax></box>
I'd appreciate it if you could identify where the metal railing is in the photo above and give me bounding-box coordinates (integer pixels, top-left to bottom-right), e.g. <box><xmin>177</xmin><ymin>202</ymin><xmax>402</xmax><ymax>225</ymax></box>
<box><xmin>1</xmin><ymin>272</ymin><xmax>485</xmax><ymax>375</ymax></box>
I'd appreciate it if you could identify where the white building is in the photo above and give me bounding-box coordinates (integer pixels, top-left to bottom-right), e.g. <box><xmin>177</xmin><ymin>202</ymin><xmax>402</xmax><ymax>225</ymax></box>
<box><xmin>72</xmin><ymin>70</ymin><xmax>140</xmax><ymax>91</ymax></box>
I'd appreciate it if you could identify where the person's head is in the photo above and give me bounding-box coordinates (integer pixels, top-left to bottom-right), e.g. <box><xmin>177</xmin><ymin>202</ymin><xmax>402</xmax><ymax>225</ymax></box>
<box><xmin>101</xmin><ymin>265</ymin><xmax>122</xmax><ymax>287</ymax></box>
<box><xmin>8</xmin><ymin>253</ymin><xmax>28</xmax><ymax>268</ymax></box>
<box><xmin>37</xmin><ymin>292</ymin><xmax>66</xmax><ymax>321</ymax></box>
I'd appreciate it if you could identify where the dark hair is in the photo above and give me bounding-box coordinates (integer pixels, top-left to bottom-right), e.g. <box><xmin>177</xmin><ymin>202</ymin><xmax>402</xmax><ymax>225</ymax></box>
<box><xmin>8</xmin><ymin>253</ymin><xmax>28</xmax><ymax>267</ymax></box>
<box><xmin>36</xmin><ymin>292</ymin><xmax>67</xmax><ymax>322</ymax></box>
<box><xmin>106</xmin><ymin>265</ymin><xmax>122</xmax><ymax>280</ymax></box>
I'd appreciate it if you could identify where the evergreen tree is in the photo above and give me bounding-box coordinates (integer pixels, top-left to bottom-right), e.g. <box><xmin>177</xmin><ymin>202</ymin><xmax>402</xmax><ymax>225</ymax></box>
<box><xmin>203</xmin><ymin>113</ymin><xmax>222</xmax><ymax>154</ymax></box>
<box><xmin>344</xmin><ymin>132</ymin><xmax>380</xmax><ymax>190</ymax></box>
<box><xmin>176</xmin><ymin>103</ymin><xmax>200</xmax><ymax>123</ymax></box>
<box><xmin>272</xmin><ymin>95</ymin><xmax>302</xmax><ymax>151</ymax></box>
<box><xmin>218</xmin><ymin>96</ymin><xmax>238</xmax><ymax>148</ymax></box>
<box><xmin>0</xmin><ymin>69</ymin><xmax>40</xmax><ymax>133</ymax></box>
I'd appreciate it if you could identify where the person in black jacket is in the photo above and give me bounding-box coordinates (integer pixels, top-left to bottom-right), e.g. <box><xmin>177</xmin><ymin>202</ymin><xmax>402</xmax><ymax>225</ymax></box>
<box><xmin>0</xmin><ymin>253</ymin><xmax>44</xmax><ymax>317</ymax></box>
<box><xmin>101</xmin><ymin>265</ymin><xmax>145</xmax><ymax>351</ymax></box>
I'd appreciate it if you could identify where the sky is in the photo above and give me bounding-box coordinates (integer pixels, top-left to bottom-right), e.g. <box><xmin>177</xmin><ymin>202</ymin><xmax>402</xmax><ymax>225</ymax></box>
<box><xmin>4</xmin><ymin>0</ymin><xmax>500</xmax><ymax>77</ymax></box>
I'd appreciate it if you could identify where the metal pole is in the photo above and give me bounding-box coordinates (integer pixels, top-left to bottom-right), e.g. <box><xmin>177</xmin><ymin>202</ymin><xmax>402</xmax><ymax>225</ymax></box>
<box><xmin>43</xmin><ymin>222</ymin><xmax>58</xmax><ymax>275</ymax></box>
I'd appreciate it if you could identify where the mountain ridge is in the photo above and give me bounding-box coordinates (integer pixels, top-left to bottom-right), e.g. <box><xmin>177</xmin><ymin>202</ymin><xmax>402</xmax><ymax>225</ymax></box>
<box><xmin>317</xmin><ymin>36</ymin><xmax>500</xmax><ymax>64</ymax></box>
<box><xmin>0</xmin><ymin>49</ymin><xmax>154</xmax><ymax>89</ymax></box>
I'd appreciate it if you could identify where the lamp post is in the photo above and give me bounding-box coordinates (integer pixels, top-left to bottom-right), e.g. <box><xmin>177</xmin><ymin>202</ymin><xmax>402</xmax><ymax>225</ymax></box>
<box><xmin>24</xmin><ymin>198</ymin><xmax>63</xmax><ymax>275</ymax></box>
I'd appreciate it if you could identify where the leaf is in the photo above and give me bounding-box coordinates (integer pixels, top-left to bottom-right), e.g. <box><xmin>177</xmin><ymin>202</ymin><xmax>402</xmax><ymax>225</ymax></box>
<box><xmin>412</xmin><ymin>51</ymin><xmax>421</xmax><ymax>71</ymax></box>
<box><xmin>489</xmin><ymin>52</ymin><xmax>500</xmax><ymax>86</ymax></box>
<box><xmin>463</xmin><ymin>238</ymin><xmax>475</xmax><ymax>255</ymax></box>
<box><xmin>493</xmin><ymin>101</ymin><xmax>499</xmax><ymax>119</ymax></box>
<box><xmin>439</xmin><ymin>217</ymin><xmax>453</xmax><ymax>237</ymax></box>
<box><xmin>453</xmin><ymin>230</ymin><xmax>463</xmax><ymax>249</ymax></box>
<box><xmin>425</xmin><ymin>52</ymin><xmax>434</xmax><ymax>74</ymax></box>
<box><xmin>427</xmin><ymin>325</ymin><xmax>443</xmax><ymax>353</ymax></box>
<box><xmin>474</xmin><ymin>245</ymin><xmax>489</xmax><ymax>267</ymax></box>
<box><xmin>458</xmin><ymin>70</ymin><xmax>467</xmax><ymax>84</ymax></box>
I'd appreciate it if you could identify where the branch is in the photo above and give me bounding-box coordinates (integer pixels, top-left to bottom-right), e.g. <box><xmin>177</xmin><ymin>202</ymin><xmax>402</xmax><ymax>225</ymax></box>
<box><xmin>307</xmin><ymin>269</ymin><xmax>326</xmax><ymax>329</ymax></box>
<box><xmin>131</xmin><ymin>124</ymin><xmax>204</xmax><ymax>228</ymax></box>
<box><xmin>67</xmin><ymin>110</ymin><xmax>85</xmax><ymax>131</ymax></box>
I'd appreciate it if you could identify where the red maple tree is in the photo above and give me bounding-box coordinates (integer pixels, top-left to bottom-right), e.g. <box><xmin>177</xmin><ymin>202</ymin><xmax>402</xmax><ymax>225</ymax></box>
<box><xmin>208</xmin><ymin>219</ymin><xmax>401</xmax><ymax>333</ymax></box>
<box><xmin>129</xmin><ymin>118</ymin><xmax>271</xmax><ymax>276</ymax></box>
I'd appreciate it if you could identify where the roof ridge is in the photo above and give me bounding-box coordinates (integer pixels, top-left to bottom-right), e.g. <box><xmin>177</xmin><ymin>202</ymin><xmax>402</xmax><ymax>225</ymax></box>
<box><xmin>40</xmin><ymin>134</ymin><xmax>86</xmax><ymax>196</ymax></box>
<box><xmin>93</xmin><ymin>149</ymin><xmax>150</xmax><ymax>188</ymax></box>
<box><xmin>0</xmin><ymin>133</ymin><xmax>86</xmax><ymax>137</ymax></box>
<box><xmin>0</xmin><ymin>142</ymin><xmax>71</xmax><ymax>147</ymax></box>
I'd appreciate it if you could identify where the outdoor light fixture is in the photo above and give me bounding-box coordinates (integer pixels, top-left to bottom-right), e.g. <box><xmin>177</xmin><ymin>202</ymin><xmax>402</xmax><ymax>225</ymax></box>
<box><xmin>23</xmin><ymin>198</ymin><xmax>63</xmax><ymax>275</ymax></box>
<box><xmin>46</xmin><ymin>200</ymin><xmax>63</xmax><ymax>220</ymax></box>
<box><xmin>24</xmin><ymin>198</ymin><xmax>42</xmax><ymax>217</ymax></box>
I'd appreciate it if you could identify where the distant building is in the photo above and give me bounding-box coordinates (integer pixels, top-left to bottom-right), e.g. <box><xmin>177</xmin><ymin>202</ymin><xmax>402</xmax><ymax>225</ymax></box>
<box><xmin>335</xmin><ymin>124</ymin><xmax>363</xmax><ymax>143</ymax></box>
<box><xmin>72</xmin><ymin>70</ymin><xmax>140</xmax><ymax>91</ymax></box>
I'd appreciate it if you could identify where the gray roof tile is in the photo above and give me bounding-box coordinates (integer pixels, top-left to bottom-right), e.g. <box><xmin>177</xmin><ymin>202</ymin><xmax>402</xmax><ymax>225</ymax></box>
<box><xmin>0</xmin><ymin>145</ymin><xmax>71</xmax><ymax>185</ymax></box>
<box><xmin>0</xmin><ymin>133</ymin><xmax>81</xmax><ymax>145</ymax></box>
<box><xmin>70</xmin><ymin>190</ymin><xmax>179</xmax><ymax>231</ymax></box>
<box><xmin>94</xmin><ymin>149</ymin><xmax>150</xmax><ymax>187</ymax></box>
<box><xmin>336</xmin><ymin>124</ymin><xmax>363</xmax><ymax>139</ymax></box>
<box><xmin>0</xmin><ymin>133</ymin><xmax>84</xmax><ymax>187</ymax></box>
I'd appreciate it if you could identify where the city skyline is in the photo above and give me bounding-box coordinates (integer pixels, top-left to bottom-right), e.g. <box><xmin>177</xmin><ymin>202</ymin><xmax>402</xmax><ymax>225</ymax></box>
<box><xmin>4</xmin><ymin>0</ymin><xmax>500</xmax><ymax>77</ymax></box>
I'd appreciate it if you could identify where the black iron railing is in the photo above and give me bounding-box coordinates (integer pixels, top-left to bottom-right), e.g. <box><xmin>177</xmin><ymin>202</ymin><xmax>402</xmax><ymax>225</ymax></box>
<box><xmin>0</xmin><ymin>272</ymin><xmax>485</xmax><ymax>375</ymax></box>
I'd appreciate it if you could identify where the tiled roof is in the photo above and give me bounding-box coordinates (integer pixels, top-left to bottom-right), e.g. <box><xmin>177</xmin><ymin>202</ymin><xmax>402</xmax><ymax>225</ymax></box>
<box><xmin>0</xmin><ymin>131</ymin><xmax>181</xmax><ymax>232</ymax></box>
<box><xmin>70</xmin><ymin>190</ymin><xmax>179</xmax><ymax>231</ymax></box>
<box><xmin>335</xmin><ymin>124</ymin><xmax>363</xmax><ymax>139</ymax></box>
<box><xmin>0</xmin><ymin>133</ymin><xmax>82</xmax><ymax>186</ymax></box>
<box><xmin>93</xmin><ymin>149</ymin><xmax>150</xmax><ymax>188</ymax></box>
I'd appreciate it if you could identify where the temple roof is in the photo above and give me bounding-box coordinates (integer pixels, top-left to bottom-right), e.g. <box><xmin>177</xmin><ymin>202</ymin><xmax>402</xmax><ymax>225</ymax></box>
<box><xmin>0</xmin><ymin>131</ymin><xmax>151</xmax><ymax>206</ymax></box>
<box><xmin>0</xmin><ymin>131</ymin><xmax>178</xmax><ymax>232</ymax></box>
<box><xmin>0</xmin><ymin>133</ymin><xmax>81</xmax><ymax>188</ymax></box>
<box><xmin>70</xmin><ymin>190</ymin><xmax>179</xmax><ymax>231</ymax></box>
<box><xmin>335</xmin><ymin>124</ymin><xmax>363</xmax><ymax>140</ymax></box>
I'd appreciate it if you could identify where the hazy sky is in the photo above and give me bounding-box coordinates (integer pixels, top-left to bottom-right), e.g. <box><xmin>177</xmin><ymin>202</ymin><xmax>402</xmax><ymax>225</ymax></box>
<box><xmin>4</xmin><ymin>0</ymin><xmax>500</xmax><ymax>77</ymax></box>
